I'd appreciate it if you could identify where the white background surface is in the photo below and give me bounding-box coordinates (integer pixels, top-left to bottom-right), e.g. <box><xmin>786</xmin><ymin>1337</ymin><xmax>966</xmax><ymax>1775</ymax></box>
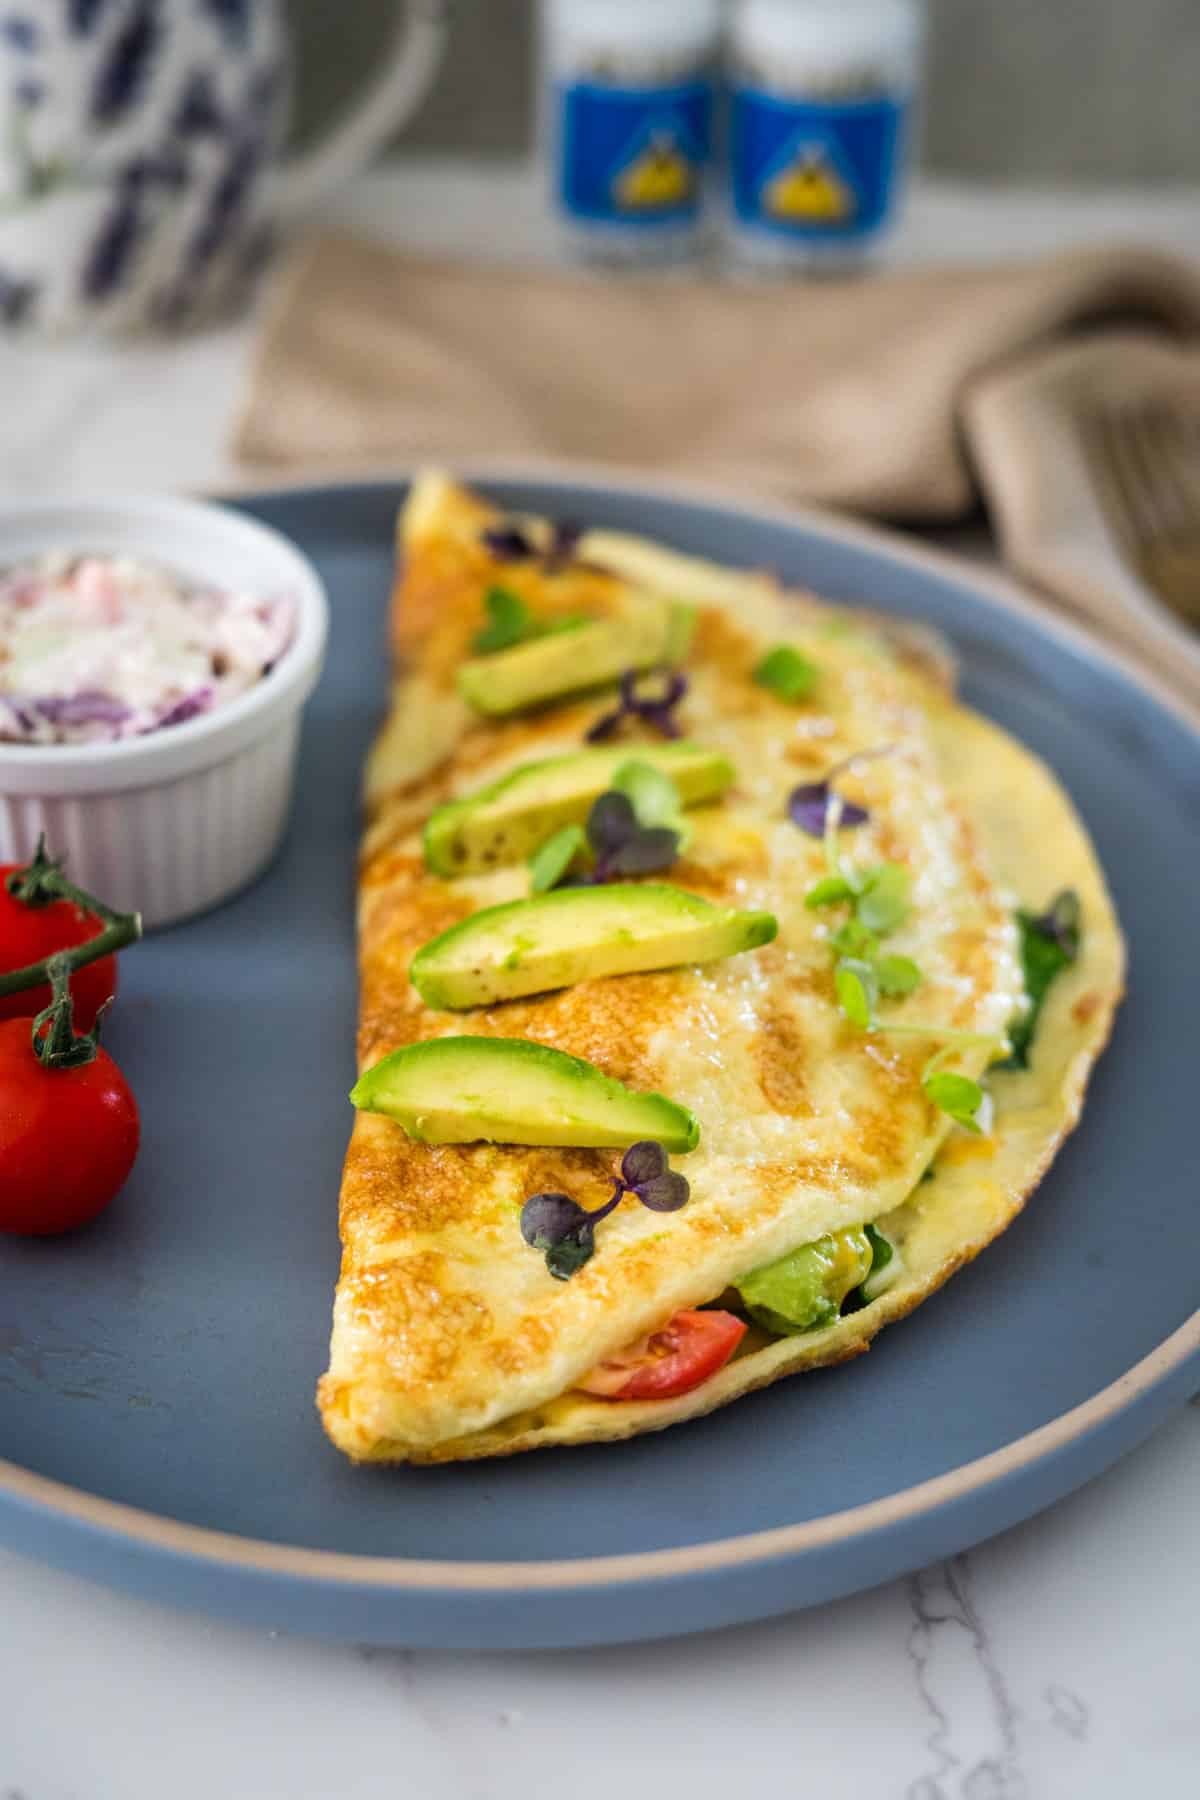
<box><xmin>2</xmin><ymin>159</ymin><xmax>1198</xmax><ymax>1797</ymax></box>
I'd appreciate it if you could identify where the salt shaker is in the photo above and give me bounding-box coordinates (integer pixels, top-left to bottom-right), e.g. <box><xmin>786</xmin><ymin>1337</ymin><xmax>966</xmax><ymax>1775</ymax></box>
<box><xmin>727</xmin><ymin>0</ymin><xmax>925</xmax><ymax>271</ymax></box>
<box><xmin>541</xmin><ymin>0</ymin><xmax>721</xmax><ymax>265</ymax></box>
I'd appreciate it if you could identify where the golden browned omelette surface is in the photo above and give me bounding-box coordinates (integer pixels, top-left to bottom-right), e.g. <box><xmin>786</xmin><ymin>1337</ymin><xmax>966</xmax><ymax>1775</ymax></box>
<box><xmin>318</xmin><ymin>473</ymin><xmax>1122</xmax><ymax>1463</ymax></box>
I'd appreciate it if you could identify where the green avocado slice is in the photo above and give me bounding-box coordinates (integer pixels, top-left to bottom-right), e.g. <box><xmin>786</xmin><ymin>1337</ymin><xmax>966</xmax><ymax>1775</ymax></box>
<box><xmin>736</xmin><ymin>1228</ymin><xmax>873</xmax><ymax>1335</ymax></box>
<box><xmin>456</xmin><ymin>600</ymin><xmax>694</xmax><ymax>718</ymax></box>
<box><xmin>351</xmin><ymin>1036</ymin><xmax>700</xmax><ymax>1151</ymax></box>
<box><xmin>410</xmin><ymin>883</ymin><xmax>778</xmax><ymax>1009</ymax></box>
<box><xmin>423</xmin><ymin>742</ymin><xmax>735</xmax><ymax>876</ymax></box>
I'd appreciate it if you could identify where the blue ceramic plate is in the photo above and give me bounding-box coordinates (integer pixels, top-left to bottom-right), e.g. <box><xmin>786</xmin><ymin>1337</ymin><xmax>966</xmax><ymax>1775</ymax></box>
<box><xmin>2</xmin><ymin>475</ymin><xmax>1198</xmax><ymax>1650</ymax></box>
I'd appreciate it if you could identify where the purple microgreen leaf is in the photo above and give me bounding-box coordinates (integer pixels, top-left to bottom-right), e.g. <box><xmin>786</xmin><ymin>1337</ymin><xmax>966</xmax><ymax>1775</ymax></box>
<box><xmin>586</xmin><ymin>667</ymin><xmax>689</xmax><ymax>743</ymax></box>
<box><xmin>481</xmin><ymin>523</ymin><xmax>535</xmax><ymax>561</ymax></box>
<box><xmin>482</xmin><ymin>519</ymin><xmax>586</xmax><ymax>575</ymax></box>
<box><xmin>529</xmin><ymin>823</ymin><xmax>588</xmax><ymax>893</ymax></box>
<box><xmin>620</xmin><ymin>1139</ymin><xmax>668</xmax><ymax>1187</ymax></box>
<box><xmin>544</xmin><ymin>520</ymin><xmax>582</xmax><ymax>570</ymax></box>
<box><xmin>520</xmin><ymin>1190</ymin><xmax>589</xmax><ymax>1249</ymax></box>
<box><xmin>585</xmin><ymin>706</ymin><xmax>623</xmax><ymax>743</ymax></box>
<box><xmin>634</xmin><ymin>1169</ymin><xmax>691</xmax><ymax>1212</ymax></box>
<box><xmin>603</xmin><ymin>825</ymin><xmax>680</xmax><ymax>876</ymax></box>
<box><xmin>520</xmin><ymin>1139</ymin><xmax>691</xmax><ymax>1276</ymax></box>
<box><xmin>788</xmin><ymin>780</ymin><xmax>870</xmax><ymax>838</ymax></box>
<box><xmin>587</xmin><ymin>790</ymin><xmax>638</xmax><ymax>857</ymax></box>
<box><xmin>640</xmin><ymin>703</ymin><xmax>684</xmax><ymax>740</ymax></box>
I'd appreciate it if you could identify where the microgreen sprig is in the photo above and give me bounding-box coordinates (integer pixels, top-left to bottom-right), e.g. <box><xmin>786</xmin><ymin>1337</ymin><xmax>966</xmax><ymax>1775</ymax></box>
<box><xmin>527</xmin><ymin>760</ymin><xmax>687</xmax><ymax>893</ymax></box>
<box><xmin>472</xmin><ymin>585</ymin><xmax>588</xmax><ymax>655</ymax></box>
<box><xmin>877</xmin><ymin>1026</ymin><xmax>1006</xmax><ymax>1133</ymax></box>
<box><xmin>482</xmin><ymin>519</ymin><xmax>583</xmax><ymax>572</ymax></box>
<box><xmin>754</xmin><ymin>644</ymin><xmax>819</xmax><ymax>704</ymax></box>
<box><xmin>919</xmin><ymin>1042</ymin><xmax>997</xmax><ymax>1135</ymax></box>
<box><xmin>529</xmin><ymin>824</ymin><xmax>588</xmax><ymax>894</ymax></box>
<box><xmin>788</xmin><ymin>744</ymin><xmax>896</xmax><ymax>840</ymax></box>
<box><xmin>520</xmin><ymin>1141</ymin><xmax>690</xmax><ymax>1280</ymax></box>
<box><xmin>587</xmin><ymin>668</ymin><xmax>688</xmax><ymax>743</ymax></box>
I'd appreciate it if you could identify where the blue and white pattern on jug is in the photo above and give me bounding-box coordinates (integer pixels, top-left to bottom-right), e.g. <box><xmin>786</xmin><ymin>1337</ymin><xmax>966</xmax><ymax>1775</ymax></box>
<box><xmin>0</xmin><ymin>0</ymin><xmax>290</xmax><ymax>332</ymax></box>
<box><xmin>0</xmin><ymin>1</ymin><xmax>449</xmax><ymax>335</ymax></box>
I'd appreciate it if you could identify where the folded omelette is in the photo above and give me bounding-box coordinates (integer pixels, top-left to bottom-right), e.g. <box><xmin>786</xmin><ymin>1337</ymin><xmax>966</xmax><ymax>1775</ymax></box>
<box><xmin>318</xmin><ymin>472</ymin><xmax>1123</xmax><ymax>1464</ymax></box>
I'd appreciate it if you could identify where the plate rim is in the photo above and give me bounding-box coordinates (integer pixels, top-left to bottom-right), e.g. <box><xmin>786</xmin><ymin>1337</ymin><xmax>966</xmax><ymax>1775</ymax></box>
<box><xmin>4</xmin><ymin>464</ymin><xmax>1198</xmax><ymax>1598</ymax></box>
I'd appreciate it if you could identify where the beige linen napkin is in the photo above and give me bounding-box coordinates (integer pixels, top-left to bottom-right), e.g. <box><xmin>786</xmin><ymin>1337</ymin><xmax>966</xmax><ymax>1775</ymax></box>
<box><xmin>235</xmin><ymin>234</ymin><xmax>1200</xmax><ymax>706</ymax></box>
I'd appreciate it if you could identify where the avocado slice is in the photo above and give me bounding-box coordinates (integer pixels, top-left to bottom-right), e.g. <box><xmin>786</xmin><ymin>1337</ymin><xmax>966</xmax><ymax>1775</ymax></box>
<box><xmin>424</xmin><ymin>741</ymin><xmax>735</xmax><ymax>876</ymax></box>
<box><xmin>457</xmin><ymin>598</ymin><xmax>694</xmax><ymax>718</ymax></box>
<box><xmin>736</xmin><ymin>1227</ymin><xmax>873</xmax><ymax>1336</ymax></box>
<box><xmin>410</xmin><ymin>883</ymin><xmax>777</xmax><ymax>1009</ymax></box>
<box><xmin>351</xmin><ymin>1035</ymin><xmax>700</xmax><ymax>1151</ymax></box>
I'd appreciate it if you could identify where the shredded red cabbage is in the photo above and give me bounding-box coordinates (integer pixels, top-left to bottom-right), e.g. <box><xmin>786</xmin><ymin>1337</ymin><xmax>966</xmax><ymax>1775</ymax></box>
<box><xmin>33</xmin><ymin>690</ymin><xmax>132</xmax><ymax>728</ymax></box>
<box><xmin>156</xmin><ymin>686</ymin><xmax>214</xmax><ymax>729</ymax></box>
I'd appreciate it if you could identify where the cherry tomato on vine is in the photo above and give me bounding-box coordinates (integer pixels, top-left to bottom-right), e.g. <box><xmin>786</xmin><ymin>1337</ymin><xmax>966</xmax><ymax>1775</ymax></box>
<box><xmin>0</xmin><ymin>963</ymin><xmax>140</xmax><ymax>1237</ymax></box>
<box><xmin>0</xmin><ymin>856</ymin><xmax>118</xmax><ymax>1031</ymax></box>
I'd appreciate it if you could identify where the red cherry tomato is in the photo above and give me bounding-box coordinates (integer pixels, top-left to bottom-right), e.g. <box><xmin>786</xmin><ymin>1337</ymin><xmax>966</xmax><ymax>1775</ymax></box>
<box><xmin>578</xmin><ymin>1309</ymin><xmax>747</xmax><ymax>1401</ymax></box>
<box><xmin>0</xmin><ymin>862</ymin><xmax>117</xmax><ymax>1031</ymax></box>
<box><xmin>0</xmin><ymin>1016</ymin><xmax>140</xmax><ymax>1236</ymax></box>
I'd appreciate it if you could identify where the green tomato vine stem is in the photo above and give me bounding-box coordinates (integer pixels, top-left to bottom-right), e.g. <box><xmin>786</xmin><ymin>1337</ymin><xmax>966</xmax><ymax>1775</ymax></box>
<box><xmin>31</xmin><ymin>953</ymin><xmax>111</xmax><ymax>1070</ymax></box>
<box><xmin>0</xmin><ymin>836</ymin><xmax>142</xmax><ymax>998</ymax></box>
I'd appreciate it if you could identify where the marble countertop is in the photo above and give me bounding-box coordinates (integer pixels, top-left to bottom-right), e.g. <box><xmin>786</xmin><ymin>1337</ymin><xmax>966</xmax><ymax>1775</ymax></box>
<box><xmin>2</xmin><ymin>158</ymin><xmax>1199</xmax><ymax>1797</ymax></box>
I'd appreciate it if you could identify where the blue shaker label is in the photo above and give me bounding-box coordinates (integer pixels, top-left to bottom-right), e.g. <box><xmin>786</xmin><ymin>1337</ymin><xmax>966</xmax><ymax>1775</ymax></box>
<box><xmin>732</xmin><ymin>88</ymin><xmax>907</xmax><ymax>240</ymax></box>
<box><xmin>558</xmin><ymin>80</ymin><xmax>713</xmax><ymax>225</ymax></box>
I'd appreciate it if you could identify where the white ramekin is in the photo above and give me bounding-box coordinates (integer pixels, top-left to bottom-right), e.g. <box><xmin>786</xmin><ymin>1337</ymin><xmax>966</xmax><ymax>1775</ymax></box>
<box><xmin>0</xmin><ymin>495</ymin><xmax>329</xmax><ymax>929</ymax></box>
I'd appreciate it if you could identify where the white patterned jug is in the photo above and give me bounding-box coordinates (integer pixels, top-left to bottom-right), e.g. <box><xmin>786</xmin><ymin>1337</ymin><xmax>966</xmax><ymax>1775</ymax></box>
<box><xmin>0</xmin><ymin>0</ymin><xmax>446</xmax><ymax>332</ymax></box>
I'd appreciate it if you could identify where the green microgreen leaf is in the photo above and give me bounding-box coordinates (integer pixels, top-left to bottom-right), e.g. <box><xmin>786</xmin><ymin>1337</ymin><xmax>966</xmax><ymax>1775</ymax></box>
<box><xmin>835</xmin><ymin>958</ymin><xmax>876</xmax><ymax>1029</ymax></box>
<box><xmin>473</xmin><ymin>586</ymin><xmax>588</xmax><ymax>655</ymax></box>
<box><xmin>831</xmin><ymin>919</ymin><xmax>879</xmax><ymax>959</ymax></box>
<box><xmin>923</xmin><ymin>1069</ymin><xmax>987</xmax><ymax>1134</ymax></box>
<box><xmin>875</xmin><ymin>953</ymin><xmax>922</xmax><ymax>996</ymax></box>
<box><xmin>753</xmin><ymin>644</ymin><xmax>819</xmax><ymax>703</ymax></box>
<box><xmin>612</xmin><ymin>759</ymin><xmax>690</xmax><ymax>849</ymax></box>
<box><xmin>473</xmin><ymin>586</ymin><xmax>533</xmax><ymax>653</ymax></box>
<box><xmin>999</xmin><ymin>889</ymin><xmax>1082</xmax><ymax>1069</ymax></box>
<box><xmin>805</xmin><ymin>875</ymin><xmax>856</xmax><ymax>909</ymax></box>
<box><xmin>864</xmin><ymin>1221</ymin><xmax>894</xmax><ymax>1273</ymax></box>
<box><xmin>544</xmin><ymin>1232</ymin><xmax>595</xmax><ymax>1280</ymax></box>
<box><xmin>855</xmin><ymin>864</ymin><xmax>911</xmax><ymax>934</ymax></box>
<box><xmin>529</xmin><ymin>824</ymin><xmax>588</xmax><ymax>893</ymax></box>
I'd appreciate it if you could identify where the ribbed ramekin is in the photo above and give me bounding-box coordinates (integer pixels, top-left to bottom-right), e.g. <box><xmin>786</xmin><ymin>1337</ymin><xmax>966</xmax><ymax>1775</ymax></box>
<box><xmin>0</xmin><ymin>495</ymin><xmax>328</xmax><ymax>929</ymax></box>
